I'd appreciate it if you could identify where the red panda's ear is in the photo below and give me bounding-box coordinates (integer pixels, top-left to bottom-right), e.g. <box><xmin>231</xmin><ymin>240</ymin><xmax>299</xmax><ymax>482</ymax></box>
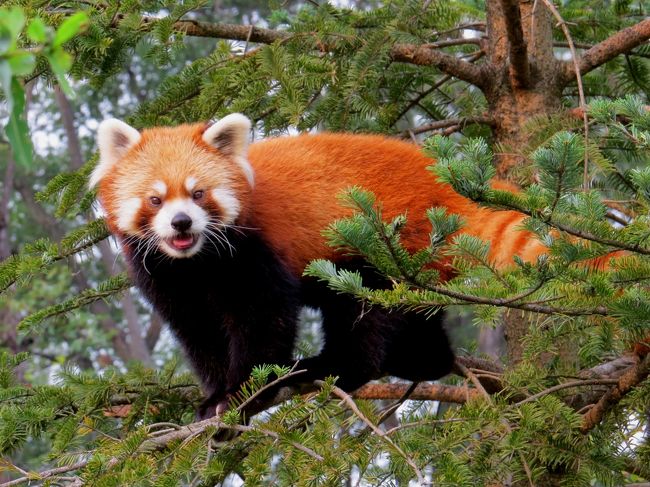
<box><xmin>90</xmin><ymin>119</ymin><xmax>141</xmax><ymax>188</ymax></box>
<box><xmin>202</xmin><ymin>113</ymin><xmax>251</xmax><ymax>159</ymax></box>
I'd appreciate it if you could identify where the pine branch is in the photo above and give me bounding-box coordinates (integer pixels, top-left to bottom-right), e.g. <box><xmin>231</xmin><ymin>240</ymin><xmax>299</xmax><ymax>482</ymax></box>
<box><xmin>474</xmin><ymin>188</ymin><xmax>650</xmax><ymax>256</ymax></box>
<box><xmin>580</xmin><ymin>355</ymin><xmax>637</xmax><ymax>379</ymax></box>
<box><xmin>555</xmin><ymin>41</ymin><xmax>650</xmax><ymax>59</ymax></box>
<box><xmin>117</xmin><ymin>16</ymin><xmax>489</xmax><ymax>88</ymax></box>
<box><xmin>422</xmin><ymin>38</ymin><xmax>483</xmax><ymax>49</ymax></box>
<box><xmin>500</xmin><ymin>0</ymin><xmax>530</xmax><ymax>87</ymax></box>
<box><xmin>560</xmin><ymin>18</ymin><xmax>650</xmax><ymax>84</ymax></box>
<box><xmin>539</xmin><ymin>0</ymin><xmax>590</xmax><ymax>187</ymax></box>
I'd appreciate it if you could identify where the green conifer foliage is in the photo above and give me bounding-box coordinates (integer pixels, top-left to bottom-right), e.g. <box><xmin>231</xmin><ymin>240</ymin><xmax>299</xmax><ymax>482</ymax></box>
<box><xmin>1</xmin><ymin>1</ymin><xmax>649</xmax><ymax>485</ymax></box>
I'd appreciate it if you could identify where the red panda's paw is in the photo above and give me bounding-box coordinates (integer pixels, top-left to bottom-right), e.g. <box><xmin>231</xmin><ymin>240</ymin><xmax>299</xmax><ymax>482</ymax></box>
<box><xmin>196</xmin><ymin>394</ymin><xmax>233</xmax><ymax>422</ymax></box>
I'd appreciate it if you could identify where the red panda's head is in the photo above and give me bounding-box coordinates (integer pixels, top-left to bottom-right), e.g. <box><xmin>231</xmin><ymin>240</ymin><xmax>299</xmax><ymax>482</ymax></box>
<box><xmin>90</xmin><ymin>114</ymin><xmax>254</xmax><ymax>258</ymax></box>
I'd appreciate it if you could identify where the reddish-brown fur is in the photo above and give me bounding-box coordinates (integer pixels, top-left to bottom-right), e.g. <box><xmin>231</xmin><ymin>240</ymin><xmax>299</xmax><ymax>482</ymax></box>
<box><xmin>245</xmin><ymin>133</ymin><xmax>545</xmax><ymax>277</ymax></box>
<box><xmin>97</xmin><ymin>125</ymin><xmax>548</xmax><ymax>279</ymax></box>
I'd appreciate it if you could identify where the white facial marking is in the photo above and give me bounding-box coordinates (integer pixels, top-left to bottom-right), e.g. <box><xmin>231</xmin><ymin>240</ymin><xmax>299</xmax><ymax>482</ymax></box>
<box><xmin>152</xmin><ymin>198</ymin><xmax>210</xmax><ymax>258</ymax></box>
<box><xmin>152</xmin><ymin>180</ymin><xmax>167</xmax><ymax>196</ymax></box>
<box><xmin>185</xmin><ymin>176</ymin><xmax>198</xmax><ymax>192</ymax></box>
<box><xmin>211</xmin><ymin>187</ymin><xmax>241</xmax><ymax>225</ymax></box>
<box><xmin>116</xmin><ymin>198</ymin><xmax>142</xmax><ymax>233</ymax></box>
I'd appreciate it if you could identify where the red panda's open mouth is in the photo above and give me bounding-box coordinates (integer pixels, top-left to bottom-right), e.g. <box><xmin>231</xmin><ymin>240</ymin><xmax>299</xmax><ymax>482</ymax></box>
<box><xmin>168</xmin><ymin>234</ymin><xmax>197</xmax><ymax>251</ymax></box>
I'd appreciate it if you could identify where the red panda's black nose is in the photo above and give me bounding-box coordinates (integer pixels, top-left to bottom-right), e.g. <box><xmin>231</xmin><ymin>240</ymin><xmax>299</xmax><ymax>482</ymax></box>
<box><xmin>171</xmin><ymin>212</ymin><xmax>193</xmax><ymax>232</ymax></box>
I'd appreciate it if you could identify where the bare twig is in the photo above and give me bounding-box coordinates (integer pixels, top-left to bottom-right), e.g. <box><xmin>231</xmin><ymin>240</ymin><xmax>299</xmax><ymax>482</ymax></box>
<box><xmin>375</xmin><ymin>381</ymin><xmax>419</xmax><ymax>426</ymax></box>
<box><xmin>422</xmin><ymin>38</ymin><xmax>483</xmax><ymax>49</ymax></box>
<box><xmin>316</xmin><ymin>381</ymin><xmax>426</xmax><ymax>485</ymax></box>
<box><xmin>454</xmin><ymin>361</ymin><xmax>491</xmax><ymax>400</ymax></box>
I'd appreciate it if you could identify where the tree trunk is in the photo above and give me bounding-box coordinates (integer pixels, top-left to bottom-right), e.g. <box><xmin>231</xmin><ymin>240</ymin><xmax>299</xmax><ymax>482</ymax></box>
<box><xmin>483</xmin><ymin>3</ymin><xmax>579</xmax><ymax>485</ymax></box>
<box><xmin>485</xmin><ymin>0</ymin><xmax>564</xmax><ymax>180</ymax></box>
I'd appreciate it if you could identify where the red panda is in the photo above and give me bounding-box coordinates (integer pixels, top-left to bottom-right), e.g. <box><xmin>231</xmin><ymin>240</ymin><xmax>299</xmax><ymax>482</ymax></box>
<box><xmin>91</xmin><ymin>114</ymin><xmax>546</xmax><ymax>419</ymax></box>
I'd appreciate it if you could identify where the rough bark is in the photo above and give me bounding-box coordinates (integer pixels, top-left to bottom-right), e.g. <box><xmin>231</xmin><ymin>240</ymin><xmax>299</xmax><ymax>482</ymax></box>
<box><xmin>560</xmin><ymin>18</ymin><xmax>650</xmax><ymax>83</ymax></box>
<box><xmin>500</xmin><ymin>0</ymin><xmax>530</xmax><ymax>88</ymax></box>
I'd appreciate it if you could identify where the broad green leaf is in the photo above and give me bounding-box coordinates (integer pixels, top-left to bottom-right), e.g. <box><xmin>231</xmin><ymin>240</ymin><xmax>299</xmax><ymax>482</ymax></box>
<box><xmin>8</xmin><ymin>52</ymin><xmax>35</xmax><ymax>77</ymax></box>
<box><xmin>0</xmin><ymin>7</ymin><xmax>25</xmax><ymax>47</ymax></box>
<box><xmin>5</xmin><ymin>78</ymin><xmax>33</xmax><ymax>168</ymax></box>
<box><xmin>26</xmin><ymin>18</ymin><xmax>48</xmax><ymax>44</ymax></box>
<box><xmin>0</xmin><ymin>58</ymin><xmax>12</xmax><ymax>111</ymax></box>
<box><xmin>0</xmin><ymin>25</ymin><xmax>11</xmax><ymax>55</ymax></box>
<box><xmin>46</xmin><ymin>48</ymin><xmax>73</xmax><ymax>97</ymax></box>
<box><xmin>53</xmin><ymin>12</ymin><xmax>88</xmax><ymax>47</ymax></box>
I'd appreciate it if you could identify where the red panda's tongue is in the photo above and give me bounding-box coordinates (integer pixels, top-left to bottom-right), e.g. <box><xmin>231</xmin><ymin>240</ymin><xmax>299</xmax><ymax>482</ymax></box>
<box><xmin>172</xmin><ymin>235</ymin><xmax>195</xmax><ymax>250</ymax></box>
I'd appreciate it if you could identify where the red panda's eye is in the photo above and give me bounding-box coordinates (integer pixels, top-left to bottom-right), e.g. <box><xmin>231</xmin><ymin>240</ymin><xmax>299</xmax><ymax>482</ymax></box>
<box><xmin>150</xmin><ymin>196</ymin><xmax>162</xmax><ymax>206</ymax></box>
<box><xmin>193</xmin><ymin>190</ymin><xmax>204</xmax><ymax>200</ymax></box>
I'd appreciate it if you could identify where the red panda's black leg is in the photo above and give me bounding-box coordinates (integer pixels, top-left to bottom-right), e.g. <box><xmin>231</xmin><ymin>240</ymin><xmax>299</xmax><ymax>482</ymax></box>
<box><xmin>299</xmin><ymin>263</ymin><xmax>455</xmax><ymax>391</ymax></box>
<box><xmin>381</xmin><ymin>310</ymin><xmax>455</xmax><ymax>381</ymax></box>
<box><xmin>296</xmin><ymin>275</ymin><xmax>396</xmax><ymax>390</ymax></box>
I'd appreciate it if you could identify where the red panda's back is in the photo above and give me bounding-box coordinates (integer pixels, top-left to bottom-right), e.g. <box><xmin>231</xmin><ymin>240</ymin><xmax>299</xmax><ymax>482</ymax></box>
<box><xmin>245</xmin><ymin>133</ymin><xmax>542</xmax><ymax>277</ymax></box>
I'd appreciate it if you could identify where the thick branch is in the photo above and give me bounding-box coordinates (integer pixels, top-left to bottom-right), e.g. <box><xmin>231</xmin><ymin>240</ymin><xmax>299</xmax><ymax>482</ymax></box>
<box><xmin>580</xmin><ymin>353</ymin><xmax>650</xmax><ymax>433</ymax></box>
<box><xmin>561</xmin><ymin>18</ymin><xmax>650</xmax><ymax>84</ymax></box>
<box><xmin>389</xmin><ymin>43</ymin><xmax>487</xmax><ymax>87</ymax></box>
<box><xmin>354</xmin><ymin>382</ymin><xmax>480</xmax><ymax>403</ymax></box>
<box><xmin>499</xmin><ymin>0</ymin><xmax>530</xmax><ymax>87</ymax></box>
